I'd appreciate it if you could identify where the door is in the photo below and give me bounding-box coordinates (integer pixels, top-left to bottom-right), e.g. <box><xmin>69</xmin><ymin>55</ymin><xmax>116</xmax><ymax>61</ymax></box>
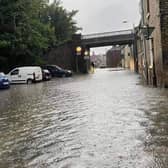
<box><xmin>10</xmin><ymin>69</ymin><xmax>21</xmax><ymax>83</ymax></box>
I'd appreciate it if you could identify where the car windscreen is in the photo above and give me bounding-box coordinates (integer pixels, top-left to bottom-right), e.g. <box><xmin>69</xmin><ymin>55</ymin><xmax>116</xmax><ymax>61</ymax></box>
<box><xmin>55</xmin><ymin>66</ymin><xmax>62</xmax><ymax>70</ymax></box>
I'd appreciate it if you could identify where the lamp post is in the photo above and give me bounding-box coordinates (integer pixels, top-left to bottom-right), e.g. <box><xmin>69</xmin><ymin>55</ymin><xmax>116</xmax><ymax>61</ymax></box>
<box><xmin>84</xmin><ymin>49</ymin><xmax>90</xmax><ymax>73</ymax></box>
<box><xmin>75</xmin><ymin>46</ymin><xmax>82</xmax><ymax>73</ymax></box>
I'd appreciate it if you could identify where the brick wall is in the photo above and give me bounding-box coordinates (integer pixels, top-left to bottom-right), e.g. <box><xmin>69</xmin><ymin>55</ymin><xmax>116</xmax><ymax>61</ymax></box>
<box><xmin>160</xmin><ymin>0</ymin><xmax>168</xmax><ymax>87</ymax></box>
<box><xmin>142</xmin><ymin>0</ymin><xmax>164</xmax><ymax>86</ymax></box>
<box><xmin>138</xmin><ymin>0</ymin><xmax>168</xmax><ymax>87</ymax></box>
<box><xmin>46</xmin><ymin>34</ymin><xmax>88</xmax><ymax>73</ymax></box>
<box><xmin>106</xmin><ymin>48</ymin><xmax>122</xmax><ymax>68</ymax></box>
<box><xmin>47</xmin><ymin>43</ymin><xmax>76</xmax><ymax>70</ymax></box>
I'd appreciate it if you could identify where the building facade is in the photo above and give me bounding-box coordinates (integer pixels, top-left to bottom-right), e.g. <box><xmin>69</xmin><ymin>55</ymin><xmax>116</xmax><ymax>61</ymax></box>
<box><xmin>121</xmin><ymin>45</ymin><xmax>135</xmax><ymax>71</ymax></box>
<box><xmin>138</xmin><ymin>0</ymin><xmax>168</xmax><ymax>87</ymax></box>
<box><xmin>90</xmin><ymin>53</ymin><xmax>107</xmax><ymax>68</ymax></box>
<box><xmin>106</xmin><ymin>47</ymin><xmax>122</xmax><ymax>68</ymax></box>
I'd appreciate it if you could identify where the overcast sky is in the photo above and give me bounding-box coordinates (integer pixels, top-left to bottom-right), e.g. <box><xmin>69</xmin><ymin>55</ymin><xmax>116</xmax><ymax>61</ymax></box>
<box><xmin>55</xmin><ymin>0</ymin><xmax>141</xmax><ymax>54</ymax></box>
<box><xmin>60</xmin><ymin>0</ymin><xmax>141</xmax><ymax>34</ymax></box>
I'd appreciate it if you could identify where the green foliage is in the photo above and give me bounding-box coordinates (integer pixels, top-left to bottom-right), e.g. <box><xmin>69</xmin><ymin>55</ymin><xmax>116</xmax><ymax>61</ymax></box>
<box><xmin>44</xmin><ymin>1</ymin><xmax>80</xmax><ymax>43</ymax></box>
<box><xmin>0</xmin><ymin>0</ymin><xmax>79</xmax><ymax>71</ymax></box>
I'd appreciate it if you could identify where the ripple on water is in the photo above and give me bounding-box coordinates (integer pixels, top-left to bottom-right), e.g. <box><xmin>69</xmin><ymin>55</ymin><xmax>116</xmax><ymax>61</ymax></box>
<box><xmin>0</xmin><ymin>69</ymin><xmax>168</xmax><ymax>168</ymax></box>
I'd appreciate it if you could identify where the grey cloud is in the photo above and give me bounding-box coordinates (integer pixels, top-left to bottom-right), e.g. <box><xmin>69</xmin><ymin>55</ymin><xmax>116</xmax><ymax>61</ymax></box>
<box><xmin>59</xmin><ymin>0</ymin><xmax>140</xmax><ymax>34</ymax></box>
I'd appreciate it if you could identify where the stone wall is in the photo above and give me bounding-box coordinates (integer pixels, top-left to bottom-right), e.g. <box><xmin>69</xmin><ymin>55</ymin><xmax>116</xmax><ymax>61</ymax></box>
<box><xmin>47</xmin><ymin>42</ymin><xmax>76</xmax><ymax>70</ymax></box>
<box><xmin>46</xmin><ymin>34</ymin><xmax>89</xmax><ymax>73</ymax></box>
<box><xmin>140</xmin><ymin>0</ymin><xmax>168</xmax><ymax>87</ymax></box>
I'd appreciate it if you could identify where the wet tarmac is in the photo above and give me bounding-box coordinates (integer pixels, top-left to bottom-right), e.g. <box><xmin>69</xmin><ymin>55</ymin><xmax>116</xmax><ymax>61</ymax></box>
<box><xmin>0</xmin><ymin>68</ymin><xmax>168</xmax><ymax>168</ymax></box>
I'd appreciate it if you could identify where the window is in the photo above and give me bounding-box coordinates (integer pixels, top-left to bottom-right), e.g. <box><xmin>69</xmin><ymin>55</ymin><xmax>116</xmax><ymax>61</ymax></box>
<box><xmin>11</xmin><ymin>69</ymin><xmax>19</xmax><ymax>75</ymax></box>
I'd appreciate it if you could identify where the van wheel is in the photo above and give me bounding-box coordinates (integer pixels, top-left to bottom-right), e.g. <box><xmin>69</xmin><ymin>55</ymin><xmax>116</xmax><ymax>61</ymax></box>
<box><xmin>27</xmin><ymin>79</ymin><xmax>32</xmax><ymax>84</ymax></box>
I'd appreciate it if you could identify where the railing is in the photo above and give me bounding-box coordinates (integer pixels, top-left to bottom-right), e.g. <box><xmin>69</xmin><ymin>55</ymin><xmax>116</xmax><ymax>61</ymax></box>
<box><xmin>82</xmin><ymin>29</ymin><xmax>133</xmax><ymax>40</ymax></box>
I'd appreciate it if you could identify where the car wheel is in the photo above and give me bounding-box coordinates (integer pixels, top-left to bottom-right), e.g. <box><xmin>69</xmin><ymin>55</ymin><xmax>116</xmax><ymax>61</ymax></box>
<box><xmin>62</xmin><ymin>74</ymin><xmax>66</xmax><ymax>77</ymax></box>
<box><xmin>27</xmin><ymin>79</ymin><xmax>33</xmax><ymax>84</ymax></box>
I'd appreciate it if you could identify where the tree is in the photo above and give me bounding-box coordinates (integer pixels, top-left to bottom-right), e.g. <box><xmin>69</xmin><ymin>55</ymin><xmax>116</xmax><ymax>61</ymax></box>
<box><xmin>41</xmin><ymin>0</ymin><xmax>81</xmax><ymax>45</ymax></box>
<box><xmin>0</xmin><ymin>0</ymin><xmax>79</xmax><ymax>72</ymax></box>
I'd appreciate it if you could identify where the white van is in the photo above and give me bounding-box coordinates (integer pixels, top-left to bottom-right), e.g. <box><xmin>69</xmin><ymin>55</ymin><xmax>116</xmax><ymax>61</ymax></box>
<box><xmin>7</xmin><ymin>66</ymin><xmax>42</xmax><ymax>84</ymax></box>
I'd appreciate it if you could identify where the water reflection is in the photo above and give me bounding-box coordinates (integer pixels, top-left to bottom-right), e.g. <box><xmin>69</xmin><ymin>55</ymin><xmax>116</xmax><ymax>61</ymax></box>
<box><xmin>141</xmin><ymin>89</ymin><xmax>168</xmax><ymax>168</ymax></box>
<box><xmin>0</xmin><ymin>69</ymin><xmax>168</xmax><ymax>168</ymax></box>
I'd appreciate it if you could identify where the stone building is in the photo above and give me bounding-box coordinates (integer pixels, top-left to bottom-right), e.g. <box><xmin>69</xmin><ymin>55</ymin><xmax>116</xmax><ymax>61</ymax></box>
<box><xmin>121</xmin><ymin>45</ymin><xmax>135</xmax><ymax>71</ymax></box>
<box><xmin>137</xmin><ymin>0</ymin><xmax>168</xmax><ymax>87</ymax></box>
<box><xmin>90</xmin><ymin>52</ymin><xmax>107</xmax><ymax>68</ymax></box>
<box><xmin>106</xmin><ymin>47</ymin><xmax>122</xmax><ymax>68</ymax></box>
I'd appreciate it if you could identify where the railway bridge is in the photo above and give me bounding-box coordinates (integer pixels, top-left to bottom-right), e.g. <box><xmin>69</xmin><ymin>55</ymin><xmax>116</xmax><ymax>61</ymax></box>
<box><xmin>47</xmin><ymin>29</ymin><xmax>136</xmax><ymax>73</ymax></box>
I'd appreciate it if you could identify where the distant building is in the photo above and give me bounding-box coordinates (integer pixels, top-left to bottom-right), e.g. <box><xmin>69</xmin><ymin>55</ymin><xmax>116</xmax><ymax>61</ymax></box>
<box><xmin>90</xmin><ymin>54</ymin><xmax>106</xmax><ymax>68</ymax></box>
<box><xmin>106</xmin><ymin>47</ymin><xmax>122</xmax><ymax>68</ymax></box>
<box><xmin>122</xmin><ymin>45</ymin><xmax>135</xmax><ymax>71</ymax></box>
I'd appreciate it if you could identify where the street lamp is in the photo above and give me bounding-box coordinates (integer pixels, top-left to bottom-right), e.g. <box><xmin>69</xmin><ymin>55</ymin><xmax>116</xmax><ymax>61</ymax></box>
<box><xmin>140</xmin><ymin>25</ymin><xmax>155</xmax><ymax>40</ymax></box>
<box><xmin>122</xmin><ymin>20</ymin><xmax>128</xmax><ymax>24</ymax></box>
<box><xmin>76</xmin><ymin>46</ymin><xmax>82</xmax><ymax>54</ymax></box>
<box><xmin>84</xmin><ymin>50</ymin><xmax>89</xmax><ymax>56</ymax></box>
<box><xmin>122</xmin><ymin>20</ymin><xmax>135</xmax><ymax>29</ymax></box>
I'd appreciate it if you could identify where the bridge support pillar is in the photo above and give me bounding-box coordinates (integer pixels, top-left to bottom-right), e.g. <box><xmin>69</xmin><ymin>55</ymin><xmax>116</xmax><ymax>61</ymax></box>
<box><xmin>72</xmin><ymin>34</ymin><xmax>89</xmax><ymax>73</ymax></box>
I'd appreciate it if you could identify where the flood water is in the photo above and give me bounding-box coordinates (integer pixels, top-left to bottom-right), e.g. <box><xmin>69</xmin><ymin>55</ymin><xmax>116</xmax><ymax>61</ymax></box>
<box><xmin>0</xmin><ymin>69</ymin><xmax>168</xmax><ymax>168</ymax></box>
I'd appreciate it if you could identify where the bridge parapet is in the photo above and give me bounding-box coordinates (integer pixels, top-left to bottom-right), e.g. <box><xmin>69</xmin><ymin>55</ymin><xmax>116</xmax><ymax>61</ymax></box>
<box><xmin>82</xmin><ymin>29</ymin><xmax>134</xmax><ymax>40</ymax></box>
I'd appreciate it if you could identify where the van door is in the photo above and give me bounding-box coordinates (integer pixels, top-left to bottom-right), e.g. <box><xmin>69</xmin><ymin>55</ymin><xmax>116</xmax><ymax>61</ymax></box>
<box><xmin>10</xmin><ymin>69</ymin><xmax>21</xmax><ymax>83</ymax></box>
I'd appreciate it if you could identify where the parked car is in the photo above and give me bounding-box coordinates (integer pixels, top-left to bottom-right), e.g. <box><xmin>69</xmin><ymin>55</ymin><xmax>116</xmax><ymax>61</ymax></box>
<box><xmin>0</xmin><ymin>72</ymin><xmax>10</xmax><ymax>89</ymax></box>
<box><xmin>7</xmin><ymin>66</ymin><xmax>43</xmax><ymax>84</ymax></box>
<box><xmin>42</xmin><ymin>69</ymin><xmax>52</xmax><ymax>81</ymax></box>
<box><xmin>42</xmin><ymin>65</ymin><xmax>72</xmax><ymax>77</ymax></box>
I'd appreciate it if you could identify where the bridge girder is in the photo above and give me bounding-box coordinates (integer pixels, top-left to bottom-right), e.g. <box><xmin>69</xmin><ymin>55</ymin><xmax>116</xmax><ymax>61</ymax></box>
<box><xmin>81</xmin><ymin>29</ymin><xmax>135</xmax><ymax>48</ymax></box>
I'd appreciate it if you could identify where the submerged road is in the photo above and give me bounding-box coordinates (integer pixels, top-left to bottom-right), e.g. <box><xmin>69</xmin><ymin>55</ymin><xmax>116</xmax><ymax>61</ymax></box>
<box><xmin>0</xmin><ymin>68</ymin><xmax>168</xmax><ymax>168</ymax></box>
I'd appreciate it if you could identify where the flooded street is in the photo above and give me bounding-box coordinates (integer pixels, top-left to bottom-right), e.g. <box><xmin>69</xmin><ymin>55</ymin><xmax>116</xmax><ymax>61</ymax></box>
<box><xmin>0</xmin><ymin>69</ymin><xmax>168</xmax><ymax>168</ymax></box>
